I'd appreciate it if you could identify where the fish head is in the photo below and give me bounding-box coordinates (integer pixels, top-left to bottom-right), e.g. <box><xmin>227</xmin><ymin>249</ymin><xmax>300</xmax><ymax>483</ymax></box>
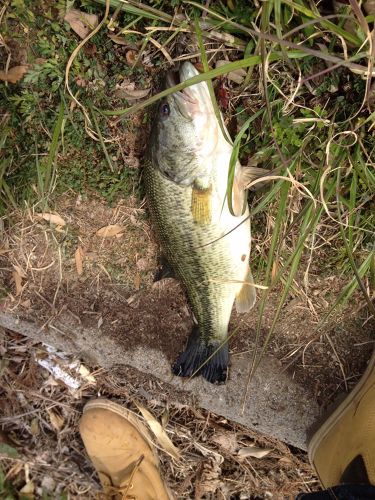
<box><xmin>150</xmin><ymin>62</ymin><xmax>224</xmax><ymax>185</ymax></box>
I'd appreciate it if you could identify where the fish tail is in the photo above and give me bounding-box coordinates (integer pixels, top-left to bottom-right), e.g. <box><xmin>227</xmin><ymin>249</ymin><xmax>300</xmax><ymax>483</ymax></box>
<box><xmin>172</xmin><ymin>326</ymin><xmax>229</xmax><ymax>384</ymax></box>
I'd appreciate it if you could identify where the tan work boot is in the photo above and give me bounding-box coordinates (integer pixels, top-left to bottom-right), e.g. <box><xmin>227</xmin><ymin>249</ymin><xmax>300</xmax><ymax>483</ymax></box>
<box><xmin>79</xmin><ymin>399</ymin><xmax>173</xmax><ymax>499</ymax></box>
<box><xmin>308</xmin><ymin>350</ymin><xmax>375</xmax><ymax>488</ymax></box>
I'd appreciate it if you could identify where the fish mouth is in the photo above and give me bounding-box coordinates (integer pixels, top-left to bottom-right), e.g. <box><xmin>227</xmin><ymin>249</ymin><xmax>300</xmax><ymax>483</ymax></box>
<box><xmin>166</xmin><ymin>61</ymin><xmax>199</xmax><ymax>88</ymax></box>
<box><xmin>166</xmin><ymin>62</ymin><xmax>209</xmax><ymax>116</ymax></box>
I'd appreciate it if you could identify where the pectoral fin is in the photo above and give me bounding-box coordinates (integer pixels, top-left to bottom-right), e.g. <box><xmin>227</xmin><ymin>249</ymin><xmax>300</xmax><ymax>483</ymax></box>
<box><xmin>235</xmin><ymin>268</ymin><xmax>257</xmax><ymax>313</ymax></box>
<box><xmin>191</xmin><ymin>185</ymin><xmax>212</xmax><ymax>225</ymax></box>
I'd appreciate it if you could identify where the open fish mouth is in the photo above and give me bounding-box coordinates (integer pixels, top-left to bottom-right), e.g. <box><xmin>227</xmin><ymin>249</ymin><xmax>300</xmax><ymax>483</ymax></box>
<box><xmin>166</xmin><ymin>67</ymin><xmax>196</xmax><ymax>106</ymax></box>
<box><xmin>166</xmin><ymin>62</ymin><xmax>211</xmax><ymax>116</ymax></box>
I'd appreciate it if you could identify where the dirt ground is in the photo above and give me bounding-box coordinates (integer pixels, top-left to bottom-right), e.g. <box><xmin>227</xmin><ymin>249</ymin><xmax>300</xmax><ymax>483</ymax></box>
<box><xmin>0</xmin><ymin>193</ymin><xmax>373</xmax><ymax>498</ymax></box>
<box><xmin>1</xmin><ymin>194</ymin><xmax>374</xmax><ymax>403</ymax></box>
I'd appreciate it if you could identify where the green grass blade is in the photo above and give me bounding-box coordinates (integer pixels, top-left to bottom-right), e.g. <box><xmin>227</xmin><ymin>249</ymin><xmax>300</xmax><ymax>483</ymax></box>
<box><xmin>99</xmin><ymin>51</ymin><xmax>307</xmax><ymax>117</ymax></box>
<box><xmin>41</xmin><ymin>100</ymin><xmax>65</xmax><ymax>197</ymax></box>
<box><xmin>89</xmin><ymin>105</ymin><xmax>115</xmax><ymax>173</ymax></box>
<box><xmin>281</xmin><ymin>0</ymin><xmax>362</xmax><ymax>46</ymax></box>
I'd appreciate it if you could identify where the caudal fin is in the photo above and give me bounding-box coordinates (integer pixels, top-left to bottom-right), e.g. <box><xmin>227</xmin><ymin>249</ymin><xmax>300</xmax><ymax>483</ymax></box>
<box><xmin>172</xmin><ymin>326</ymin><xmax>229</xmax><ymax>384</ymax></box>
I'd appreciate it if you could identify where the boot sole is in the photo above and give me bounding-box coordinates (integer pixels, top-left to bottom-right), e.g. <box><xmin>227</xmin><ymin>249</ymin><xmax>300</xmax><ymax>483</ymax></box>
<box><xmin>308</xmin><ymin>349</ymin><xmax>375</xmax><ymax>466</ymax></box>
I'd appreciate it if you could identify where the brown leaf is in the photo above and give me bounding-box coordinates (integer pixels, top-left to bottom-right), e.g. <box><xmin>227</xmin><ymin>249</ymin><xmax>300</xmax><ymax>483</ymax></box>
<box><xmin>134</xmin><ymin>273</ymin><xmax>141</xmax><ymax>290</ymax></box>
<box><xmin>195</xmin><ymin>457</ymin><xmax>222</xmax><ymax>499</ymax></box>
<box><xmin>83</xmin><ymin>43</ymin><xmax>97</xmax><ymax>56</ymax></box>
<box><xmin>126</xmin><ymin>50</ymin><xmax>138</xmax><ymax>65</ymax></box>
<box><xmin>0</xmin><ymin>65</ymin><xmax>29</xmax><ymax>84</ymax></box>
<box><xmin>30</xmin><ymin>418</ymin><xmax>40</xmax><ymax>436</ymax></box>
<box><xmin>47</xmin><ymin>409</ymin><xmax>64</xmax><ymax>432</ymax></box>
<box><xmin>211</xmin><ymin>431</ymin><xmax>238</xmax><ymax>454</ymax></box>
<box><xmin>114</xmin><ymin>82</ymin><xmax>151</xmax><ymax>101</ymax></box>
<box><xmin>237</xmin><ymin>446</ymin><xmax>272</xmax><ymax>459</ymax></box>
<box><xmin>20</xmin><ymin>480</ymin><xmax>34</xmax><ymax>495</ymax></box>
<box><xmin>75</xmin><ymin>246</ymin><xmax>84</xmax><ymax>276</ymax></box>
<box><xmin>135</xmin><ymin>402</ymin><xmax>181</xmax><ymax>460</ymax></box>
<box><xmin>12</xmin><ymin>270</ymin><xmax>23</xmax><ymax>296</ymax></box>
<box><xmin>64</xmin><ymin>9</ymin><xmax>99</xmax><ymax>39</ymax></box>
<box><xmin>108</xmin><ymin>34</ymin><xmax>129</xmax><ymax>46</ymax></box>
<box><xmin>96</xmin><ymin>224</ymin><xmax>124</xmax><ymax>238</ymax></box>
<box><xmin>75</xmin><ymin>77</ymin><xmax>88</xmax><ymax>87</ymax></box>
<box><xmin>215</xmin><ymin>60</ymin><xmax>246</xmax><ymax>84</ymax></box>
<box><xmin>38</xmin><ymin>213</ymin><xmax>66</xmax><ymax>226</ymax></box>
<box><xmin>195</xmin><ymin>62</ymin><xmax>213</xmax><ymax>73</ymax></box>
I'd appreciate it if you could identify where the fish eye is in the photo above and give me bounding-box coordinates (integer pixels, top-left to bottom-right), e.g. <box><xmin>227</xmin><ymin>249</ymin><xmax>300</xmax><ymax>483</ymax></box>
<box><xmin>160</xmin><ymin>102</ymin><xmax>170</xmax><ymax>118</ymax></box>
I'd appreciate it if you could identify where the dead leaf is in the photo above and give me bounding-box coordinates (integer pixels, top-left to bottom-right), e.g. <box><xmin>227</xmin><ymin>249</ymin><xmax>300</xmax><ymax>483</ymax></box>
<box><xmin>41</xmin><ymin>476</ymin><xmax>56</xmax><ymax>493</ymax></box>
<box><xmin>211</xmin><ymin>431</ymin><xmax>238</xmax><ymax>454</ymax></box>
<box><xmin>79</xmin><ymin>364</ymin><xmax>96</xmax><ymax>383</ymax></box>
<box><xmin>114</xmin><ymin>82</ymin><xmax>151</xmax><ymax>101</ymax></box>
<box><xmin>195</xmin><ymin>457</ymin><xmax>222</xmax><ymax>499</ymax></box>
<box><xmin>12</xmin><ymin>270</ymin><xmax>23</xmax><ymax>296</ymax></box>
<box><xmin>47</xmin><ymin>410</ymin><xmax>64</xmax><ymax>432</ymax></box>
<box><xmin>135</xmin><ymin>402</ymin><xmax>180</xmax><ymax>460</ymax></box>
<box><xmin>134</xmin><ymin>273</ymin><xmax>141</xmax><ymax>290</ymax></box>
<box><xmin>126</xmin><ymin>50</ymin><xmax>138</xmax><ymax>65</ymax></box>
<box><xmin>215</xmin><ymin>60</ymin><xmax>247</xmax><ymax>84</ymax></box>
<box><xmin>20</xmin><ymin>480</ymin><xmax>34</xmax><ymax>495</ymax></box>
<box><xmin>38</xmin><ymin>213</ymin><xmax>66</xmax><ymax>226</ymax></box>
<box><xmin>195</xmin><ymin>62</ymin><xmax>213</xmax><ymax>73</ymax></box>
<box><xmin>64</xmin><ymin>9</ymin><xmax>99</xmax><ymax>39</ymax></box>
<box><xmin>96</xmin><ymin>224</ymin><xmax>124</xmax><ymax>238</ymax></box>
<box><xmin>237</xmin><ymin>446</ymin><xmax>272</xmax><ymax>459</ymax></box>
<box><xmin>30</xmin><ymin>418</ymin><xmax>40</xmax><ymax>436</ymax></box>
<box><xmin>75</xmin><ymin>77</ymin><xmax>88</xmax><ymax>87</ymax></box>
<box><xmin>108</xmin><ymin>34</ymin><xmax>130</xmax><ymax>46</ymax></box>
<box><xmin>83</xmin><ymin>43</ymin><xmax>97</xmax><ymax>56</ymax></box>
<box><xmin>0</xmin><ymin>65</ymin><xmax>29</xmax><ymax>84</ymax></box>
<box><xmin>21</xmin><ymin>299</ymin><xmax>31</xmax><ymax>308</ymax></box>
<box><xmin>75</xmin><ymin>246</ymin><xmax>84</xmax><ymax>276</ymax></box>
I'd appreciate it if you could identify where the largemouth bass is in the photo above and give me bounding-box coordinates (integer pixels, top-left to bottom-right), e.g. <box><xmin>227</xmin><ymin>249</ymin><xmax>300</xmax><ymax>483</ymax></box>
<box><xmin>144</xmin><ymin>62</ymin><xmax>257</xmax><ymax>384</ymax></box>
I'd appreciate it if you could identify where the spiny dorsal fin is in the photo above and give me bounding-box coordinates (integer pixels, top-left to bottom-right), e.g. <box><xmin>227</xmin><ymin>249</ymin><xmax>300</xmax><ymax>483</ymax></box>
<box><xmin>191</xmin><ymin>185</ymin><xmax>212</xmax><ymax>225</ymax></box>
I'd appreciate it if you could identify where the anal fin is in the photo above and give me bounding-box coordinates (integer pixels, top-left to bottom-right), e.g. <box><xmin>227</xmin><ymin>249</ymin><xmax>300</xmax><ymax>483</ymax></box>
<box><xmin>235</xmin><ymin>268</ymin><xmax>257</xmax><ymax>313</ymax></box>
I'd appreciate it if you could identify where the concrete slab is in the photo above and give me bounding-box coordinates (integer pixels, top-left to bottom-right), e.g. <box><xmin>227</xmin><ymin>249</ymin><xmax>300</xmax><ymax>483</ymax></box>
<box><xmin>0</xmin><ymin>311</ymin><xmax>320</xmax><ymax>450</ymax></box>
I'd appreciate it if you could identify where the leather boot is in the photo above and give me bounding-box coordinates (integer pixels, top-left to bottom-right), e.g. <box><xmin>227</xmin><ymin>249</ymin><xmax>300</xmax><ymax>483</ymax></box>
<box><xmin>79</xmin><ymin>399</ymin><xmax>173</xmax><ymax>499</ymax></box>
<box><xmin>308</xmin><ymin>350</ymin><xmax>375</xmax><ymax>487</ymax></box>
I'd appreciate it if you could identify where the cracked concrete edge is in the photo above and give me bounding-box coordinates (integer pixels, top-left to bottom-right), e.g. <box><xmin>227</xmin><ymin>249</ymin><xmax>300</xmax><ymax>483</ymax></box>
<box><xmin>0</xmin><ymin>311</ymin><xmax>321</xmax><ymax>450</ymax></box>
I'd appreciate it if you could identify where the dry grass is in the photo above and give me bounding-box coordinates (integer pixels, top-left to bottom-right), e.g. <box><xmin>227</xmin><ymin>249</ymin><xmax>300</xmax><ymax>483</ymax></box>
<box><xmin>0</xmin><ymin>327</ymin><xmax>319</xmax><ymax>499</ymax></box>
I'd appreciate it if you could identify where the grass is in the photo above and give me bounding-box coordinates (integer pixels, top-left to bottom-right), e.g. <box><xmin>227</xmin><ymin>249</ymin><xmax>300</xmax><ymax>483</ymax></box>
<box><xmin>0</xmin><ymin>0</ymin><xmax>373</xmax><ymax>372</ymax></box>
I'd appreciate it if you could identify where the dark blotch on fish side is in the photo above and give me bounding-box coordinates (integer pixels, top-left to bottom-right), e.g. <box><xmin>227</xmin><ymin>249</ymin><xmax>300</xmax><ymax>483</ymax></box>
<box><xmin>172</xmin><ymin>326</ymin><xmax>229</xmax><ymax>384</ymax></box>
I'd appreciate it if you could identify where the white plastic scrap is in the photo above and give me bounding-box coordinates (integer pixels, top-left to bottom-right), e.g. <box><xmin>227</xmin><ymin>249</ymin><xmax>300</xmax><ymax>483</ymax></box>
<box><xmin>35</xmin><ymin>344</ymin><xmax>96</xmax><ymax>390</ymax></box>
